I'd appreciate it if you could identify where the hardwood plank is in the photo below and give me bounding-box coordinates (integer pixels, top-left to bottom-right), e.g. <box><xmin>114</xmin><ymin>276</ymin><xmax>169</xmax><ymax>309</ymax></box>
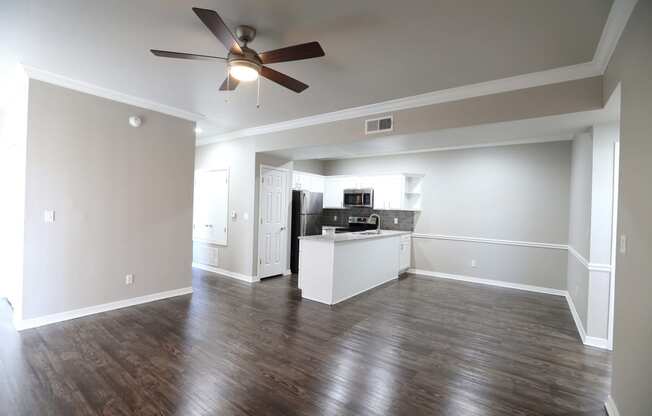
<box><xmin>0</xmin><ymin>271</ymin><xmax>610</xmax><ymax>415</ymax></box>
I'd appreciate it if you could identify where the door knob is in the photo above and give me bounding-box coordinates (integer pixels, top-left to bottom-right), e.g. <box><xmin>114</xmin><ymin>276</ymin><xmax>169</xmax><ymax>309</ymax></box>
<box><xmin>280</xmin><ymin>226</ymin><xmax>286</xmax><ymax>231</ymax></box>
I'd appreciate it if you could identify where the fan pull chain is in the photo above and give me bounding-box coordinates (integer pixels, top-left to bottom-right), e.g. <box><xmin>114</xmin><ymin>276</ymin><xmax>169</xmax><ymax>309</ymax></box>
<box><xmin>225</xmin><ymin>66</ymin><xmax>230</xmax><ymax>103</ymax></box>
<box><xmin>256</xmin><ymin>76</ymin><xmax>261</xmax><ymax>108</ymax></box>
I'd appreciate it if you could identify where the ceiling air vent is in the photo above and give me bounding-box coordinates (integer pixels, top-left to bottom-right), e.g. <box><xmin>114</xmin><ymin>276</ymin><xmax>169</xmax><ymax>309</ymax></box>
<box><xmin>365</xmin><ymin>115</ymin><xmax>393</xmax><ymax>135</ymax></box>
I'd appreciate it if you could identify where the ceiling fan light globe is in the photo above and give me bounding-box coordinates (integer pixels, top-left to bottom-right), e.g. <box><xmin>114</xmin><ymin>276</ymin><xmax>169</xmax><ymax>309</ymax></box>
<box><xmin>229</xmin><ymin>62</ymin><xmax>259</xmax><ymax>82</ymax></box>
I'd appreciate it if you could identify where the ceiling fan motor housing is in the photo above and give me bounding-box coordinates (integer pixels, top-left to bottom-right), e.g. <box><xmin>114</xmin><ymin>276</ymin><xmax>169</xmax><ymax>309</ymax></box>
<box><xmin>235</xmin><ymin>25</ymin><xmax>257</xmax><ymax>44</ymax></box>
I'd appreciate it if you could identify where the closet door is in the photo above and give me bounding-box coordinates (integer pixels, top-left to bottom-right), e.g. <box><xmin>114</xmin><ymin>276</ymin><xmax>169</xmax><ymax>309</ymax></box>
<box><xmin>193</xmin><ymin>169</ymin><xmax>229</xmax><ymax>245</ymax></box>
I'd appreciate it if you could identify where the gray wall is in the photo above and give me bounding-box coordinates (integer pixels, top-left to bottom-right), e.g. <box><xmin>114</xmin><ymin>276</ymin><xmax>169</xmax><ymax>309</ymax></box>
<box><xmin>603</xmin><ymin>0</ymin><xmax>652</xmax><ymax>413</ymax></box>
<box><xmin>566</xmin><ymin>133</ymin><xmax>593</xmax><ymax>329</ymax></box>
<box><xmin>196</xmin><ymin>79</ymin><xmax>601</xmax><ymax>283</ymax></box>
<box><xmin>21</xmin><ymin>80</ymin><xmax>195</xmax><ymax>319</ymax></box>
<box><xmin>194</xmin><ymin>138</ymin><xmax>257</xmax><ymax>277</ymax></box>
<box><xmin>293</xmin><ymin>159</ymin><xmax>325</xmax><ymax>175</ymax></box>
<box><xmin>323</xmin><ymin>141</ymin><xmax>572</xmax><ymax>290</ymax></box>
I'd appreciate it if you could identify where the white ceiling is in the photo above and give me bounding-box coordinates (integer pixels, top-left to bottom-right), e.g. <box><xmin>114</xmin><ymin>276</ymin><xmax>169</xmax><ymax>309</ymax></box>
<box><xmin>1</xmin><ymin>0</ymin><xmax>612</xmax><ymax>136</ymax></box>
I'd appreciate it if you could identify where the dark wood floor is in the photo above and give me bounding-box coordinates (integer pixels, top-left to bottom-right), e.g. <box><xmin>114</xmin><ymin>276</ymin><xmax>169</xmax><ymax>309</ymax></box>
<box><xmin>0</xmin><ymin>270</ymin><xmax>611</xmax><ymax>415</ymax></box>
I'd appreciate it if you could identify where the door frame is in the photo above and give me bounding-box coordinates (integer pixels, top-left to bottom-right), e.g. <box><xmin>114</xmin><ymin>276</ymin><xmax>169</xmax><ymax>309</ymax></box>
<box><xmin>257</xmin><ymin>164</ymin><xmax>290</xmax><ymax>279</ymax></box>
<box><xmin>607</xmin><ymin>140</ymin><xmax>620</xmax><ymax>350</ymax></box>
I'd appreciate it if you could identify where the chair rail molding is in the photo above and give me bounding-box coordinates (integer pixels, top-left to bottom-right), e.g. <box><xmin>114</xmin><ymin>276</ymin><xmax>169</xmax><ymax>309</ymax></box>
<box><xmin>411</xmin><ymin>233</ymin><xmax>568</xmax><ymax>250</ymax></box>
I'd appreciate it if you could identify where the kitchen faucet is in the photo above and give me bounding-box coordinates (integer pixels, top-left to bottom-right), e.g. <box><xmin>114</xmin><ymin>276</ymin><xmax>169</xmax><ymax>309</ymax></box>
<box><xmin>368</xmin><ymin>213</ymin><xmax>381</xmax><ymax>234</ymax></box>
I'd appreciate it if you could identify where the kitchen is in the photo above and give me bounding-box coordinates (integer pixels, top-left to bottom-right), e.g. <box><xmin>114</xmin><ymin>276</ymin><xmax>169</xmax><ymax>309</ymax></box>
<box><xmin>291</xmin><ymin>169</ymin><xmax>420</xmax><ymax>305</ymax></box>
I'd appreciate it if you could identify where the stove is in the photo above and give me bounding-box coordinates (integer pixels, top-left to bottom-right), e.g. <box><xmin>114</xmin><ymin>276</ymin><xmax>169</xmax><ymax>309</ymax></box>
<box><xmin>334</xmin><ymin>216</ymin><xmax>378</xmax><ymax>233</ymax></box>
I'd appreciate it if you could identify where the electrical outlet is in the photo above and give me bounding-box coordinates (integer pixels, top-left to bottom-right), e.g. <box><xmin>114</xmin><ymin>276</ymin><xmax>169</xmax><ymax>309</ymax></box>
<box><xmin>394</xmin><ymin>217</ymin><xmax>398</xmax><ymax>224</ymax></box>
<box><xmin>471</xmin><ymin>259</ymin><xmax>477</xmax><ymax>268</ymax></box>
<box><xmin>334</xmin><ymin>215</ymin><xmax>338</xmax><ymax>221</ymax></box>
<box><xmin>125</xmin><ymin>274</ymin><xmax>134</xmax><ymax>285</ymax></box>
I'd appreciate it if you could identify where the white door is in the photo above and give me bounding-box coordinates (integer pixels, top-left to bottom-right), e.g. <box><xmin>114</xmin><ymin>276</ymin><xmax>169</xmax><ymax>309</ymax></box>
<box><xmin>193</xmin><ymin>170</ymin><xmax>229</xmax><ymax>245</ymax></box>
<box><xmin>258</xmin><ymin>167</ymin><xmax>288</xmax><ymax>278</ymax></box>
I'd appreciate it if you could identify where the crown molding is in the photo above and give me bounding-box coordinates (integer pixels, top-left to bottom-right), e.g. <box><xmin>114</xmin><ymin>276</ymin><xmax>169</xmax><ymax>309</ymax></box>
<box><xmin>21</xmin><ymin>65</ymin><xmax>205</xmax><ymax>122</ymax></box>
<box><xmin>593</xmin><ymin>0</ymin><xmax>638</xmax><ymax>73</ymax></box>
<box><xmin>197</xmin><ymin>62</ymin><xmax>600</xmax><ymax>146</ymax></box>
<box><xmin>198</xmin><ymin>0</ymin><xmax>635</xmax><ymax>147</ymax></box>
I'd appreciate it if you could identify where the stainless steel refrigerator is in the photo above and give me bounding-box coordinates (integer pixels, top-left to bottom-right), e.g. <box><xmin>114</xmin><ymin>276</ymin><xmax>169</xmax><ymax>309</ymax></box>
<box><xmin>291</xmin><ymin>190</ymin><xmax>323</xmax><ymax>273</ymax></box>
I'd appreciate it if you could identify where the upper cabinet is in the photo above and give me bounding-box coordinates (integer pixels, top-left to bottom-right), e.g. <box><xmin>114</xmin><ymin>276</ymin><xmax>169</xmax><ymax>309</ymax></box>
<box><xmin>323</xmin><ymin>173</ymin><xmax>424</xmax><ymax>211</ymax></box>
<box><xmin>323</xmin><ymin>176</ymin><xmax>347</xmax><ymax>208</ymax></box>
<box><xmin>292</xmin><ymin>171</ymin><xmax>325</xmax><ymax>193</ymax></box>
<box><xmin>293</xmin><ymin>170</ymin><xmax>424</xmax><ymax>210</ymax></box>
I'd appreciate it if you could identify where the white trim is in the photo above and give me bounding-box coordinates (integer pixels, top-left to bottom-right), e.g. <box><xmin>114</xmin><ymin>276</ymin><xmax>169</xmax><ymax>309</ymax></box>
<box><xmin>568</xmin><ymin>245</ymin><xmax>590</xmax><ymax>268</ymax></box>
<box><xmin>568</xmin><ymin>245</ymin><xmax>614</xmax><ymax>272</ymax></box>
<box><xmin>585</xmin><ymin>336</ymin><xmax>611</xmax><ymax>349</ymax></box>
<box><xmin>593</xmin><ymin>0</ymin><xmax>639</xmax><ymax>73</ymax></box>
<box><xmin>565</xmin><ymin>292</ymin><xmax>588</xmax><ymax>343</ymax></box>
<box><xmin>13</xmin><ymin>287</ymin><xmax>193</xmax><ymax>331</ymax></box>
<box><xmin>21</xmin><ymin>65</ymin><xmax>204</xmax><ymax>122</ymax></box>
<box><xmin>407</xmin><ymin>268</ymin><xmax>567</xmax><ymax>297</ymax></box>
<box><xmin>198</xmin><ymin>62</ymin><xmax>600</xmax><ymax>145</ymax></box>
<box><xmin>284</xmin><ymin>269</ymin><xmax>292</xmax><ymax>276</ymax></box>
<box><xmin>411</xmin><ymin>233</ymin><xmax>567</xmax><ymax>250</ymax></box>
<box><xmin>604</xmin><ymin>395</ymin><xmax>621</xmax><ymax>416</ymax></box>
<box><xmin>192</xmin><ymin>262</ymin><xmax>259</xmax><ymax>283</ymax></box>
<box><xmin>565</xmin><ymin>291</ymin><xmax>611</xmax><ymax>350</ymax></box>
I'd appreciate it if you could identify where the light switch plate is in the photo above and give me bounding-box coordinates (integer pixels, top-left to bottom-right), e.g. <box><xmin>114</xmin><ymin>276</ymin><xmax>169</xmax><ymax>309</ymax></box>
<box><xmin>125</xmin><ymin>274</ymin><xmax>134</xmax><ymax>285</ymax></box>
<box><xmin>43</xmin><ymin>210</ymin><xmax>55</xmax><ymax>223</ymax></box>
<box><xmin>620</xmin><ymin>234</ymin><xmax>627</xmax><ymax>254</ymax></box>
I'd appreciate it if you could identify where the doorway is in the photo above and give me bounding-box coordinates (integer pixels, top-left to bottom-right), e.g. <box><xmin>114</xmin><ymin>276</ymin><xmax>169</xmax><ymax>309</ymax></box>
<box><xmin>257</xmin><ymin>166</ymin><xmax>289</xmax><ymax>279</ymax></box>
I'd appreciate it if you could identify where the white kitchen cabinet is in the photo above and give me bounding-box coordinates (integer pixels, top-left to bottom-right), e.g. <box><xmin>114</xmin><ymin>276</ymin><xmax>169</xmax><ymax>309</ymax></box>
<box><xmin>323</xmin><ymin>173</ymin><xmax>424</xmax><ymax>210</ymax></box>
<box><xmin>323</xmin><ymin>176</ymin><xmax>347</xmax><ymax>208</ymax></box>
<box><xmin>399</xmin><ymin>234</ymin><xmax>411</xmax><ymax>271</ymax></box>
<box><xmin>292</xmin><ymin>171</ymin><xmax>325</xmax><ymax>193</ymax></box>
<box><xmin>372</xmin><ymin>174</ymin><xmax>404</xmax><ymax>210</ymax></box>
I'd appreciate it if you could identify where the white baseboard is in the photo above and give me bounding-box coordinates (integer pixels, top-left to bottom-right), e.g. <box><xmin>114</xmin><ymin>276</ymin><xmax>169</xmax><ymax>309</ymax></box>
<box><xmin>407</xmin><ymin>268</ymin><xmax>567</xmax><ymax>296</ymax></box>
<box><xmin>564</xmin><ymin>292</ymin><xmax>611</xmax><ymax>350</ymax></box>
<box><xmin>14</xmin><ymin>287</ymin><xmax>193</xmax><ymax>331</ymax></box>
<box><xmin>565</xmin><ymin>292</ymin><xmax>587</xmax><ymax>342</ymax></box>
<box><xmin>284</xmin><ymin>269</ymin><xmax>292</xmax><ymax>276</ymax></box>
<box><xmin>604</xmin><ymin>395</ymin><xmax>621</xmax><ymax>416</ymax></box>
<box><xmin>192</xmin><ymin>262</ymin><xmax>259</xmax><ymax>283</ymax></box>
<box><xmin>408</xmin><ymin>268</ymin><xmax>612</xmax><ymax>350</ymax></box>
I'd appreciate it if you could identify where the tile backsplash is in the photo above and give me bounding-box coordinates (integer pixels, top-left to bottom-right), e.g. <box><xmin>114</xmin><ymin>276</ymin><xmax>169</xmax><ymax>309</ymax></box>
<box><xmin>322</xmin><ymin>208</ymin><xmax>415</xmax><ymax>232</ymax></box>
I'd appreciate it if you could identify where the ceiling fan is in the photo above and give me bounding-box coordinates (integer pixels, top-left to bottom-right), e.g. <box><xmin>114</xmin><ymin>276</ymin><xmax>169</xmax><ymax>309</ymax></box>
<box><xmin>150</xmin><ymin>7</ymin><xmax>325</xmax><ymax>94</ymax></box>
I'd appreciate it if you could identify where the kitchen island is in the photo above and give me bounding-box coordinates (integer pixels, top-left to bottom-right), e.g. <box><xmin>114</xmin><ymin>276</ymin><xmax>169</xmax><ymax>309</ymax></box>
<box><xmin>298</xmin><ymin>230</ymin><xmax>411</xmax><ymax>305</ymax></box>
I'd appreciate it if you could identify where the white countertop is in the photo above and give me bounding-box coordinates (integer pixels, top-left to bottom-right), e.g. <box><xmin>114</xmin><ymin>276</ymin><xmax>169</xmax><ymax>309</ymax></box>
<box><xmin>299</xmin><ymin>230</ymin><xmax>411</xmax><ymax>243</ymax></box>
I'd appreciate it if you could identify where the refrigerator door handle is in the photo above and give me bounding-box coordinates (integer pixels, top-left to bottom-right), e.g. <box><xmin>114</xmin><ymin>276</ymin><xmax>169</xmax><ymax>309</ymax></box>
<box><xmin>300</xmin><ymin>215</ymin><xmax>307</xmax><ymax>236</ymax></box>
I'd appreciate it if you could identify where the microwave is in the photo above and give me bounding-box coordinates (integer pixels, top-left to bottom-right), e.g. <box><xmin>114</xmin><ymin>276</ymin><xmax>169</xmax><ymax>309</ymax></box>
<box><xmin>343</xmin><ymin>188</ymin><xmax>374</xmax><ymax>208</ymax></box>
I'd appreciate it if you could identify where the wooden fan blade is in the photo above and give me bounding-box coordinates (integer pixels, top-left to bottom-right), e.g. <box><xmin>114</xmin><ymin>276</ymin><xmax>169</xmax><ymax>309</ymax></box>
<box><xmin>150</xmin><ymin>49</ymin><xmax>226</xmax><ymax>61</ymax></box>
<box><xmin>258</xmin><ymin>41</ymin><xmax>325</xmax><ymax>64</ymax></box>
<box><xmin>192</xmin><ymin>7</ymin><xmax>243</xmax><ymax>55</ymax></box>
<box><xmin>219</xmin><ymin>74</ymin><xmax>240</xmax><ymax>91</ymax></box>
<box><xmin>260</xmin><ymin>66</ymin><xmax>308</xmax><ymax>93</ymax></box>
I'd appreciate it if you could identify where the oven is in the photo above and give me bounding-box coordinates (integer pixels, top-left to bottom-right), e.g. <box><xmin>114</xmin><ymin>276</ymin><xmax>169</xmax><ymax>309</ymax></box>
<box><xmin>343</xmin><ymin>188</ymin><xmax>374</xmax><ymax>208</ymax></box>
